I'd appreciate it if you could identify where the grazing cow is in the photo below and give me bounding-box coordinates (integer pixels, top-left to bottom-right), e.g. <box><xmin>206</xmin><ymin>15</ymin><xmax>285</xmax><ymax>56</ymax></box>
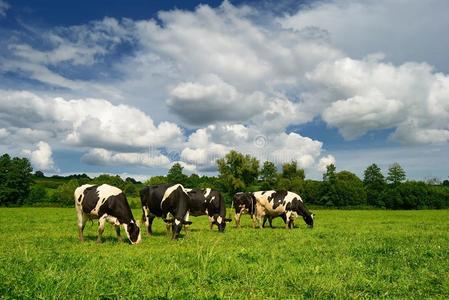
<box><xmin>253</xmin><ymin>190</ymin><xmax>314</xmax><ymax>229</ymax></box>
<box><xmin>74</xmin><ymin>184</ymin><xmax>141</xmax><ymax>244</ymax></box>
<box><xmin>185</xmin><ymin>188</ymin><xmax>231</xmax><ymax>231</ymax></box>
<box><xmin>233</xmin><ymin>192</ymin><xmax>257</xmax><ymax>228</ymax></box>
<box><xmin>140</xmin><ymin>183</ymin><xmax>192</xmax><ymax>240</ymax></box>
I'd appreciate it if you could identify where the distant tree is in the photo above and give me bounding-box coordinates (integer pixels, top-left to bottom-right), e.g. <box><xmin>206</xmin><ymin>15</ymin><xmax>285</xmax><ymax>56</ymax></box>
<box><xmin>443</xmin><ymin>180</ymin><xmax>449</xmax><ymax>187</ymax></box>
<box><xmin>363</xmin><ymin>163</ymin><xmax>386</xmax><ymax>206</ymax></box>
<box><xmin>0</xmin><ymin>154</ymin><xmax>33</xmax><ymax>206</ymax></box>
<box><xmin>34</xmin><ymin>170</ymin><xmax>45</xmax><ymax>178</ymax></box>
<box><xmin>260</xmin><ymin>161</ymin><xmax>278</xmax><ymax>189</ymax></box>
<box><xmin>27</xmin><ymin>184</ymin><xmax>48</xmax><ymax>205</ymax></box>
<box><xmin>144</xmin><ymin>176</ymin><xmax>168</xmax><ymax>186</ymax></box>
<box><xmin>217</xmin><ymin>150</ymin><xmax>259</xmax><ymax>194</ymax></box>
<box><xmin>93</xmin><ymin>174</ymin><xmax>126</xmax><ymax>190</ymax></box>
<box><xmin>323</xmin><ymin>164</ymin><xmax>337</xmax><ymax>183</ymax></box>
<box><xmin>167</xmin><ymin>163</ymin><xmax>188</xmax><ymax>185</ymax></box>
<box><xmin>124</xmin><ymin>182</ymin><xmax>138</xmax><ymax>197</ymax></box>
<box><xmin>282</xmin><ymin>161</ymin><xmax>305</xmax><ymax>181</ymax></box>
<box><xmin>186</xmin><ymin>173</ymin><xmax>201</xmax><ymax>188</ymax></box>
<box><xmin>125</xmin><ymin>177</ymin><xmax>139</xmax><ymax>184</ymax></box>
<box><xmin>386</xmin><ymin>163</ymin><xmax>406</xmax><ymax>185</ymax></box>
<box><xmin>51</xmin><ymin>179</ymin><xmax>79</xmax><ymax>207</ymax></box>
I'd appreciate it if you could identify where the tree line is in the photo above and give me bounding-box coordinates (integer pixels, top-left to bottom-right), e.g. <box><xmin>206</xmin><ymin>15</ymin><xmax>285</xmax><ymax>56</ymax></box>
<box><xmin>1</xmin><ymin>152</ymin><xmax>449</xmax><ymax>209</ymax></box>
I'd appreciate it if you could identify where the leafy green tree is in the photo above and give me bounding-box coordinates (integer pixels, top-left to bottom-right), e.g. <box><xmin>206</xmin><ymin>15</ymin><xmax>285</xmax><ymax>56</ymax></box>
<box><xmin>34</xmin><ymin>170</ymin><xmax>45</xmax><ymax>177</ymax></box>
<box><xmin>167</xmin><ymin>163</ymin><xmax>188</xmax><ymax>185</ymax></box>
<box><xmin>51</xmin><ymin>179</ymin><xmax>79</xmax><ymax>207</ymax></box>
<box><xmin>217</xmin><ymin>150</ymin><xmax>259</xmax><ymax>194</ymax></box>
<box><xmin>93</xmin><ymin>174</ymin><xmax>126</xmax><ymax>190</ymax></box>
<box><xmin>282</xmin><ymin>161</ymin><xmax>305</xmax><ymax>181</ymax></box>
<box><xmin>186</xmin><ymin>173</ymin><xmax>200</xmax><ymax>187</ymax></box>
<box><xmin>27</xmin><ymin>184</ymin><xmax>48</xmax><ymax>205</ymax></box>
<box><xmin>0</xmin><ymin>154</ymin><xmax>33</xmax><ymax>206</ymax></box>
<box><xmin>363</xmin><ymin>163</ymin><xmax>386</xmax><ymax>206</ymax></box>
<box><xmin>124</xmin><ymin>182</ymin><xmax>138</xmax><ymax>197</ymax></box>
<box><xmin>144</xmin><ymin>175</ymin><xmax>168</xmax><ymax>186</ymax></box>
<box><xmin>323</xmin><ymin>164</ymin><xmax>337</xmax><ymax>183</ymax></box>
<box><xmin>443</xmin><ymin>179</ymin><xmax>449</xmax><ymax>186</ymax></box>
<box><xmin>260</xmin><ymin>161</ymin><xmax>278</xmax><ymax>189</ymax></box>
<box><xmin>386</xmin><ymin>163</ymin><xmax>406</xmax><ymax>185</ymax></box>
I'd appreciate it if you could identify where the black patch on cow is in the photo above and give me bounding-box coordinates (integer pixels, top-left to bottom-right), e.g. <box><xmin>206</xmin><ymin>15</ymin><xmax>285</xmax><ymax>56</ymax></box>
<box><xmin>233</xmin><ymin>192</ymin><xmax>255</xmax><ymax>215</ymax></box>
<box><xmin>140</xmin><ymin>184</ymin><xmax>191</xmax><ymax>239</ymax></box>
<box><xmin>81</xmin><ymin>185</ymin><xmax>100</xmax><ymax>214</ymax></box>
<box><xmin>188</xmin><ymin>188</ymin><xmax>228</xmax><ymax>231</ymax></box>
<box><xmin>268</xmin><ymin>190</ymin><xmax>288</xmax><ymax>209</ymax></box>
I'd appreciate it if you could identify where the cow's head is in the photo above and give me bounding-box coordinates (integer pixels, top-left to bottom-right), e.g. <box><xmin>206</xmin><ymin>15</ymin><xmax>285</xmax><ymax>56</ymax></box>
<box><xmin>125</xmin><ymin>220</ymin><xmax>141</xmax><ymax>244</ymax></box>
<box><xmin>303</xmin><ymin>213</ymin><xmax>314</xmax><ymax>228</ymax></box>
<box><xmin>170</xmin><ymin>218</ymin><xmax>192</xmax><ymax>240</ymax></box>
<box><xmin>213</xmin><ymin>216</ymin><xmax>232</xmax><ymax>232</ymax></box>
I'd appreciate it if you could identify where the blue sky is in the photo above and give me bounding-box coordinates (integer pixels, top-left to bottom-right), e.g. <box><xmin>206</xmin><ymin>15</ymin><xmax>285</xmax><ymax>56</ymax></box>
<box><xmin>1</xmin><ymin>0</ymin><xmax>449</xmax><ymax>181</ymax></box>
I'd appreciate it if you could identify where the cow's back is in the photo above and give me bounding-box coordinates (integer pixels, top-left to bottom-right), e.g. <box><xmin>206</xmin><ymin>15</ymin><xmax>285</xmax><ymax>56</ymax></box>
<box><xmin>140</xmin><ymin>184</ymin><xmax>172</xmax><ymax>217</ymax></box>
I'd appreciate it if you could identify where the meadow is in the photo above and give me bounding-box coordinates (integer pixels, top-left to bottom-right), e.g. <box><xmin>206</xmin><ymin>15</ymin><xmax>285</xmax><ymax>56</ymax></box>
<box><xmin>0</xmin><ymin>208</ymin><xmax>448</xmax><ymax>299</ymax></box>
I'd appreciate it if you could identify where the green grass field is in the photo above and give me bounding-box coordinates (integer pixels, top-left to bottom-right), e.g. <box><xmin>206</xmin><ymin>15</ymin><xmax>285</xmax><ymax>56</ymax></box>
<box><xmin>1</xmin><ymin>208</ymin><xmax>448</xmax><ymax>299</ymax></box>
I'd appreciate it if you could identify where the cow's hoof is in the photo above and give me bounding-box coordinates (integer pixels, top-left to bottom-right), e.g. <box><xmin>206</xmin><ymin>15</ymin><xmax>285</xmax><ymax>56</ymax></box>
<box><xmin>96</xmin><ymin>239</ymin><xmax>102</xmax><ymax>244</ymax></box>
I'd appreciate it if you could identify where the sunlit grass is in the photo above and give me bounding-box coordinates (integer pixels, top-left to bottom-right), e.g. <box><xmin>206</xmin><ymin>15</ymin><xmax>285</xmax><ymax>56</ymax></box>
<box><xmin>0</xmin><ymin>208</ymin><xmax>448</xmax><ymax>299</ymax></box>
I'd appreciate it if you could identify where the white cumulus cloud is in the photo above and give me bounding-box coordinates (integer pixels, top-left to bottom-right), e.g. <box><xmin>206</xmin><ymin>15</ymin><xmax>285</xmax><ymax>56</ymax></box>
<box><xmin>23</xmin><ymin>141</ymin><xmax>57</xmax><ymax>171</ymax></box>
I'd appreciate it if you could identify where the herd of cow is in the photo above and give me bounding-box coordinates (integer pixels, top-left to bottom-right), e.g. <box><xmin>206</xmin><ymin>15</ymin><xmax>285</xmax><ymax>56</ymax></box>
<box><xmin>74</xmin><ymin>183</ymin><xmax>315</xmax><ymax>244</ymax></box>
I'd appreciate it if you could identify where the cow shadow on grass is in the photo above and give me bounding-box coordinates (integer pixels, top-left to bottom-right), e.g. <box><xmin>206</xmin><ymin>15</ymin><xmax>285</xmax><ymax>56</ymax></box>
<box><xmin>74</xmin><ymin>235</ymin><xmax>131</xmax><ymax>244</ymax></box>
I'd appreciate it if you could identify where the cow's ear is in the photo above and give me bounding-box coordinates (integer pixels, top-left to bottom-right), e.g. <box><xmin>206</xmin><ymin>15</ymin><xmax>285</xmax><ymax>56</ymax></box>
<box><xmin>225</xmin><ymin>218</ymin><xmax>232</xmax><ymax>223</ymax></box>
<box><xmin>311</xmin><ymin>213</ymin><xmax>315</xmax><ymax>219</ymax></box>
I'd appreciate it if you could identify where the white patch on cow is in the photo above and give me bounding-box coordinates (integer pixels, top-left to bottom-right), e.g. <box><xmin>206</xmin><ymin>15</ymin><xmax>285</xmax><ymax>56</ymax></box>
<box><xmin>184</xmin><ymin>188</ymin><xmax>192</xmax><ymax>192</ymax></box>
<box><xmin>210</xmin><ymin>196</ymin><xmax>215</xmax><ymax>202</ymax></box>
<box><xmin>184</xmin><ymin>211</ymin><xmax>190</xmax><ymax>222</ymax></box>
<box><xmin>205</xmin><ymin>209</ymin><xmax>208</xmax><ymax>215</ymax></box>
<box><xmin>217</xmin><ymin>216</ymin><xmax>223</xmax><ymax>224</ymax></box>
<box><xmin>175</xmin><ymin>219</ymin><xmax>181</xmax><ymax>225</ymax></box>
<box><xmin>208</xmin><ymin>216</ymin><xmax>214</xmax><ymax>223</ymax></box>
<box><xmin>90</xmin><ymin>184</ymin><xmax>122</xmax><ymax>215</ymax></box>
<box><xmin>161</xmin><ymin>184</ymin><xmax>186</xmax><ymax>209</ymax></box>
<box><xmin>143</xmin><ymin>206</ymin><xmax>150</xmax><ymax>227</ymax></box>
<box><xmin>204</xmin><ymin>188</ymin><xmax>211</xmax><ymax>198</ymax></box>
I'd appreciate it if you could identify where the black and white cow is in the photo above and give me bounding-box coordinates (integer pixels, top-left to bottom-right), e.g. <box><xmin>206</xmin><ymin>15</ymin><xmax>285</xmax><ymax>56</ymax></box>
<box><xmin>233</xmin><ymin>192</ymin><xmax>287</xmax><ymax>228</ymax></box>
<box><xmin>185</xmin><ymin>188</ymin><xmax>231</xmax><ymax>232</ymax></box>
<box><xmin>253</xmin><ymin>190</ymin><xmax>314</xmax><ymax>229</ymax></box>
<box><xmin>233</xmin><ymin>192</ymin><xmax>256</xmax><ymax>228</ymax></box>
<box><xmin>74</xmin><ymin>184</ymin><xmax>141</xmax><ymax>244</ymax></box>
<box><xmin>140</xmin><ymin>183</ymin><xmax>192</xmax><ymax>240</ymax></box>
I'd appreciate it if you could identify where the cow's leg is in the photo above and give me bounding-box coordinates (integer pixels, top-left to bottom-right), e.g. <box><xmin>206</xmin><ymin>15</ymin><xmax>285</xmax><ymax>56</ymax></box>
<box><xmin>77</xmin><ymin>209</ymin><xmax>88</xmax><ymax>242</ymax></box>
<box><xmin>269</xmin><ymin>216</ymin><xmax>274</xmax><ymax>228</ymax></box>
<box><xmin>285</xmin><ymin>211</ymin><xmax>293</xmax><ymax>229</ymax></box>
<box><xmin>147</xmin><ymin>214</ymin><xmax>155</xmax><ymax>236</ymax></box>
<box><xmin>234</xmin><ymin>210</ymin><xmax>242</xmax><ymax>228</ymax></box>
<box><xmin>209</xmin><ymin>215</ymin><xmax>215</xmax><ymax>230</ymax></box>
<box><xmin>115</xmin><ymin>225</ymin><xmax>123</xmax><ymax>242</ymax></box>
<box><xmin>262</xmin><ymin>215</ymin><xmax>268</xmax><ymax>228</ymax></box>
<box><xmin>251</xmin><ymin>214</ymin><xmax>257</xmax><ymax>229</ymax></box>
<box><xmin>97</xmin><ymin>217</ymin><xmax>106</xmax><ymax>243</ymax></box>
<box><xmin>183</xmin><ymin>211</ymin><xmax>190</xmax><ymax>234</ymax></box>
<box><xmin>280</xmin><ymin>213</ymin><xmax>287</xmax><ymax>226</ymax></box>
<box><xmin>255</xmin><ymin>205</ymin><xmax>265</xmax><ymax>229</ymax></box>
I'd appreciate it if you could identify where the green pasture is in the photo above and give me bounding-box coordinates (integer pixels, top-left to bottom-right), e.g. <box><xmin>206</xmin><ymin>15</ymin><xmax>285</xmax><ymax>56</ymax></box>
<box><xmin>0</xmin><ymin>208</ymin><xmax>448</xmax><ymax>299</ymax></box>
